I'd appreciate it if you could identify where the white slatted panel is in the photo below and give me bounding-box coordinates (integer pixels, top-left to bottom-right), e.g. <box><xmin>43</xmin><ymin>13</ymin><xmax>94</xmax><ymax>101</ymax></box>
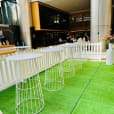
<box><xmin>0</xmin><ymin>67</ymin><xmax>3</xmax><ymax>86</ymax></box>
<box><xmin>0</xmin><ymin>42</ymin><xmax>102</xmax><ymax>91</ymax></box>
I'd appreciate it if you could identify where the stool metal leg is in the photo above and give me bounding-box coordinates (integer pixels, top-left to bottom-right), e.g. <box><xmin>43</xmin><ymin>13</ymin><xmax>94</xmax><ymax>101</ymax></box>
<box><xmin>16</xmin><ymin>75</ymin><xmax>44</xmax><ymax>114</ymax></box>
<box><xmin>44</xmin><ymin>63</ymin><xmax>64</xmax><ymax>91</ymax></box>
<box><xmin>62</xmin><ymin>46</ymin><xmax>78</xmax><ymax>79</ymax></box>
<box><xmin>62</xmin><ymin>60</ymin><xmax>76</xmax><ymax>79</ymax></box>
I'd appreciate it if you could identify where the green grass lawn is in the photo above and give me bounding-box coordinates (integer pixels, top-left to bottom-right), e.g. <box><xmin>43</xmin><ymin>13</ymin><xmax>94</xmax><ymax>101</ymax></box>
<box><xmin>0</xmin><ymin>60</ymin><xmax>114</xmax><ymax>114</ymax></box>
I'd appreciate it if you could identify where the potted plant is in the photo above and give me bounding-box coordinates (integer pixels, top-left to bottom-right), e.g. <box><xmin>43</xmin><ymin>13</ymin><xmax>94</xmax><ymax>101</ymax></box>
<box><xmin>102</xmin><ymin>35</ymin><xmax>114</xmax><ymax>49</ymax></box>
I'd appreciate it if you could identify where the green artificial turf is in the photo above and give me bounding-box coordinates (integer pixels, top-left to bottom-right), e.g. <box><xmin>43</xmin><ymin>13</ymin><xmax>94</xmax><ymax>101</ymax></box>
<box><xmin>0</xmin><ymin>60</ymin><xmax>114</xmax><ymax>114</ymax></box>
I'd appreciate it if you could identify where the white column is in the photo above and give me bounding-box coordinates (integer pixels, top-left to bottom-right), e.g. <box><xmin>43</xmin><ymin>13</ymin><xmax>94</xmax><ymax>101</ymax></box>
<box><xmin>17</xmin><ymin>0</ymin><xmax>32</xmax><ymax>47</ymax></box>
<box><xmin>91</xmin><ymin>0</ymin><xmax>112</xmax><ymax>43</ymax></box>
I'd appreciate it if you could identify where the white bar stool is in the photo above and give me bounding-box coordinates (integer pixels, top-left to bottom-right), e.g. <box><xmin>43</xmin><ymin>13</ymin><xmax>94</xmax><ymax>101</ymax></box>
<box><xmin>59</xmin><ymin>43</ymin><xmax>77</xmax><ymax>79</ymax></box>
<box><xmin>7</xmin><ymin>53</ymin><xmax>44</xmax><ymax>114</ymax></box>
<box><xmin>40</xmin><ymin>47</ymin><xmax>64</xmax><ymax>91</ymax></box>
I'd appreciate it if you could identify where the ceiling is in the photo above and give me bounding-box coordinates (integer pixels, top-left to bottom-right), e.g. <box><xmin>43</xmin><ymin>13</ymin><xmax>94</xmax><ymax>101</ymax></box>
<box><xmin>31</xmin><ymin>0</ymin><xmax>90</xmax><ymax>13</ymax></box>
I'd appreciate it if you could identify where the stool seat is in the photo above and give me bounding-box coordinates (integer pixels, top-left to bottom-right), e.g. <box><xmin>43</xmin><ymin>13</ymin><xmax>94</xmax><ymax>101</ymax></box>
<box><xmin>7</xmin><ymin>53</ymin><xmax>42</xmax><ymax>61</ymax></box>
<box><xmin>40</xmin><ymin>47</ymin><xmax>64</xmax><ymax>52</ymax></box>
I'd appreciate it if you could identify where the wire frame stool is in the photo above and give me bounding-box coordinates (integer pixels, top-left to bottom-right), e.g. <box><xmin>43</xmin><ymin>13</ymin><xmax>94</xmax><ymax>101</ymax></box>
<box><xmin>73</xmin><ymin>42</ymin><xmax>88</xmax><ymax>68</ymax></box>
<box><xmin>40</xmin><ymin>48</ymin><xmax>64</xmax><ymax>91</ymax></box>
<box><xmin>7</xmin><ymin>53</ymin><xmax>44</xmax><ymax>114</ymax></box>
<box><xmin>59</xmin><ymin>43</ymin><xmax>77</xmax><ymax>79</ymax></box>
<box><xmin>72</xmin><ymin>42</ymin><xmax>83</xmax><ymax>69</ymax></box>
<box><xmin>62</xmin><ymin>60</ymin><xmax>77</xmax><ymax>79</ymax></box>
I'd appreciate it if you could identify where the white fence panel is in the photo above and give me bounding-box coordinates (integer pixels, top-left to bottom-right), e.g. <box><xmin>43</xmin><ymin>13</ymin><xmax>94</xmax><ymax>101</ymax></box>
<box><xmin>77</xmin><ymin>42</ymin><xmax>102</xmax><ymax>60</ymax></box>
<box><xmin>0</xmin><ymin>42</ymin><xmax>102</xmax><ymax>91</ymax></box>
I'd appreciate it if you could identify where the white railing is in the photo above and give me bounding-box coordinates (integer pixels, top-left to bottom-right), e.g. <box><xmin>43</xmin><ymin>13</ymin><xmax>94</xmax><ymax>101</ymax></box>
<box><xmin>0</xmin><ymin>42</ymin><xmax>102</xmax><ymax>91</ymax></box>
<box><xmin>75</xmin><ymin>42</ymin><xmax>102</xmax><ymax>60</ymax></box>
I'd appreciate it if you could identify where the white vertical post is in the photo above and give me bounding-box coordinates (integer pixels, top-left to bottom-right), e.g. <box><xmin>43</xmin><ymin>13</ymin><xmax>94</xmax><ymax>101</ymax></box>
<box><xmin>0</xmin><ymin>68</ymin><xmax>3</xmax><ymax>86</ymax></box>
<box><xmin>91</xmin><ymin>0</ymin><xmax>112</xmax><ymax>43</ymax></box>
<box><xmin>6</xmin><ymin>60</ymin><xmax>12</xmax><ymax>81</ymax></box>
<box><xmin>2</xmin><ymin>61</ymin><xmax>7</xmax><ymax>83</ymax></box>
<box><xmin>17</xmin><ymin>0</ymin><xmax>32</xmax><ymax>47</ymax></box>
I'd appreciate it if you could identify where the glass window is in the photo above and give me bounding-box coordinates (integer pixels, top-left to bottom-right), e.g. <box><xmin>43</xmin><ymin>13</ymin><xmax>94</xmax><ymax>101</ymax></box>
<box><xmin>6</xmin><ymin>1</ymin><xmax>18</xmax><ymax>25</ymax></box>
<box><xmin>0</xmin><ymin>7</ymin><xmax>3</xmax><ymax>24</ymax></box>
<box><xmin>0</xmin><ymin>1</ymin><xmax>18</xmax><ymax>25</ymax></box>
<box><xmin>1</xmin><ymin>1</ymin><xmax>9</xmax><ymax>24</ymax></box>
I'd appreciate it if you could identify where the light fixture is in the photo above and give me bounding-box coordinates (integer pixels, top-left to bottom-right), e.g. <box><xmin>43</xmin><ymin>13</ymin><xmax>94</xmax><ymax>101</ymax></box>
<box><xmin>31</xmin><ymin>0</ymin><xmax>52</xmax><ymax>2</ymax></box>
<box><xmin>38</xmin><ymin>0</ymin><xmax>52</xmax><ymax>1</ymax></box>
